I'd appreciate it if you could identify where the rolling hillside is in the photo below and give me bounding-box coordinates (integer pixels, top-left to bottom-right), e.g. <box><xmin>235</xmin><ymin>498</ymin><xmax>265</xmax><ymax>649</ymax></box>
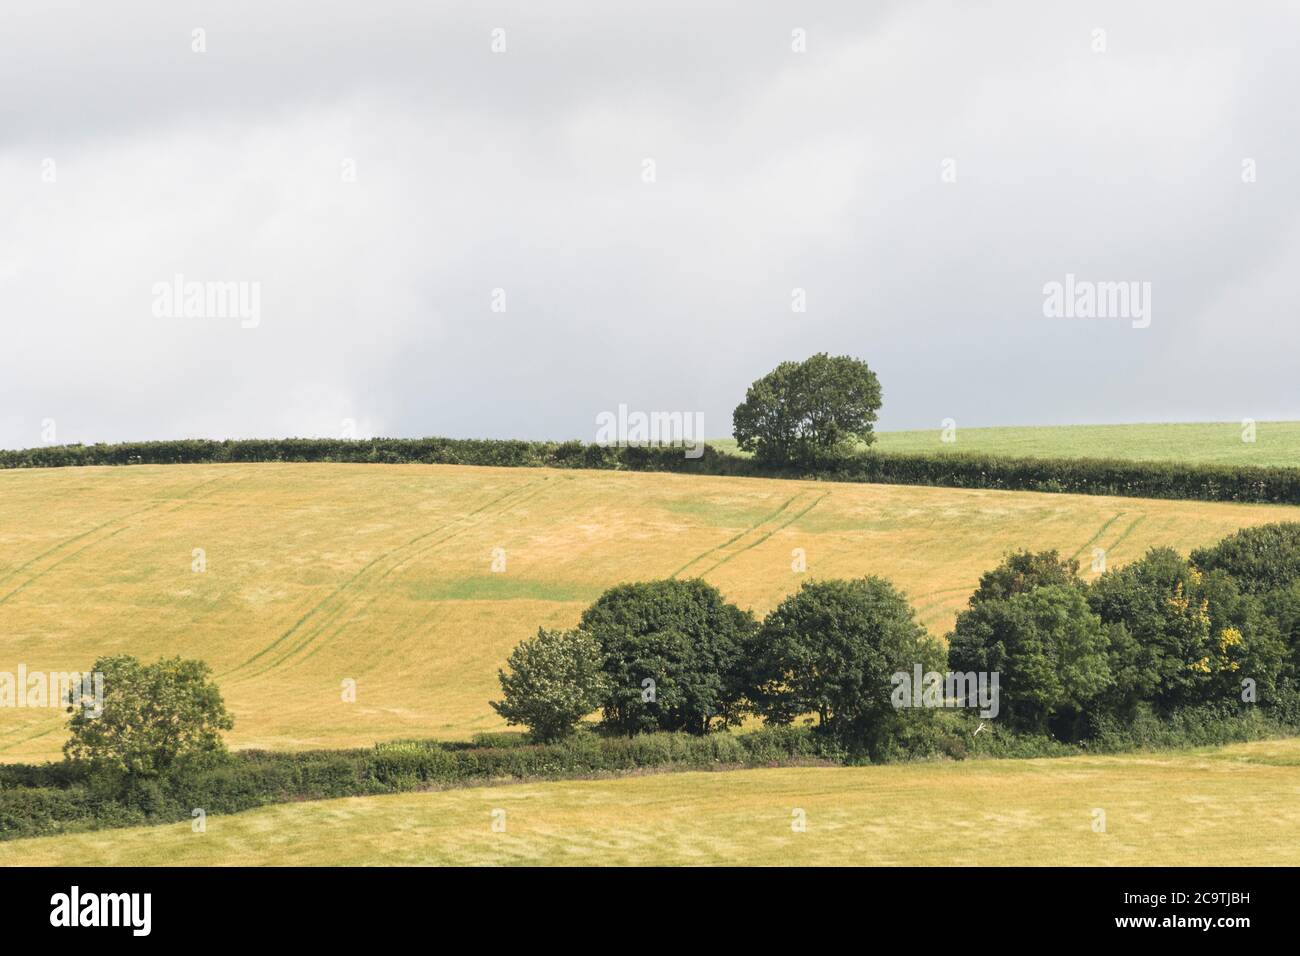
<box><xmin>3</xmin><ymin>738</ymin><xmax>1297</xmax><ymax>865</ymax></box>
<box><xmin>1</xmin><ymin>462</ymin><xmax>1297</xmax><ymax>761</ymax></box>
<box><xmin>712</xmin><ymin>420</ymin><xmax>1300</xmax><ymax>466</ymax></box>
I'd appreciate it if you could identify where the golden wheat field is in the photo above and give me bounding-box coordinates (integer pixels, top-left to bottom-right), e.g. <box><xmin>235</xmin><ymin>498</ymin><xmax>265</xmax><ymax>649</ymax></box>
<box><xmin>1</xmin><ymin>462</ymin><xmax>1297</xmax><ymax>761</ymax></box>
<box><xmin>3</xmin><ymin>738</ymin><xmax>1298</xmax><ymax>866</ymax></box>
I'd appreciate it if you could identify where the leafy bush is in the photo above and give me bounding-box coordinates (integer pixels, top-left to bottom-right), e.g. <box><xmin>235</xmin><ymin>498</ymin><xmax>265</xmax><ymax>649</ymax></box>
<box><xmin>949</xmin><ymin>584</ymin><xmax>1112</xmax><ymax>739</ymax></box>
<box><xmin>1088</xmin><ymin>549</ymin><xmax>1285</xmax><ymax>716</ymax></box>
<box><xmin>967</xmin><ymin>550</ymin><xmax>1083</xmax><ymax>606</ymax></box>
<box><xmin>8</xmin><ymin>437</ymin><xmax>1300</xmax><ymax>505</ymax></box>
<box><xmin>370</xmin><ymin>742</ymin><xmax>459</xmax><ymax>784</ymax></box>
<box><xmin>491</xmin><ymin>628</ymin><xmax>608</xmax><ymax>742</ymax></box>
<box><xmin>0</xmin><ymin>728</ymin><xmax>831</xmax><ymax>841</ymax></box>
<box><xmin>0</xmin><ymin>788</ymin><xmax>96</xmax><ymax>839</ymax></box>
<box><xmin>1089</xmin><ymin>702</ymin><xmax>1288</xmax><ymax>752</ymax></box>
<box><xmin>1263</xmin><ymin>586</ymin><xmax>1300</xmax><ymax>682</ymax></box>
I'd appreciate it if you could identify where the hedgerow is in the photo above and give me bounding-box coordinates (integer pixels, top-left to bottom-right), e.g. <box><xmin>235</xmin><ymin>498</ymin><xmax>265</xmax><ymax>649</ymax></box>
<box><xmin>5</xmin><ymin>438</ymin><xmax>1300</xmax><ymax>504</ymax></box>
<box><xmin>0</xmin><ymin>728</ymin><xmax>832</xmax><ymax>841</ymax></box>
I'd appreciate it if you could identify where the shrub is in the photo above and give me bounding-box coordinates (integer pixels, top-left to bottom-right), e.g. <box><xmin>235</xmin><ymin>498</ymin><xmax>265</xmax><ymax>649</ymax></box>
<box><xmin>1261</xmin><ymin>582</ymin><xmax>1300</xmax><ymax>681</ymax></box>
<box><xmin>490</xmin><ymin>628</ymin><xmax>608</xmax><ymax>742</ymax></box>
<box><xmin>468</xmin><ymin>731</ymin><xmax>532</xmax><ymax>749</ymax></box>
<box><xmin>370</xmin><ymin>742</ymin><xmax>459</xmax><ymax>784</ymax></box>
<box><xmin>8</xmin><ymin>437</ymin><xmax>1300</xmax><ymax>506</ymax></box>
<box><xmin>1089</xmin><ymin>701</ymin><xmax>1290</xmax><ymax>752</ymax></box>
<box><xmin>967</xmin><ymin>550</ymin><xmax>1083</xmax><ymax>607</ymax></box>
<box><xmin>0</xmin><ymin>788</ymin><xmax>96</xmax><ymax>839</ymax></box>
<box><xmin>1088</xmin><ymin>549</ymin><xmax>1285</xmax><ymax>716</ymax></box>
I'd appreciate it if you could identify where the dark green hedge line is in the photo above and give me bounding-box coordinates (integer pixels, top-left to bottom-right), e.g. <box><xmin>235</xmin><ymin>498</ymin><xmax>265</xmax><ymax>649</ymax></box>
<box><xmin>827</xmin><ymin>450</ymin><xmax>1300</xmax><ymax>504</ymax></box>
<box><xmin>5</xmin><ymin>705</ymin><xmax>1295</xmax><ymax>842</ymax></box>
<box><xmin>5</xmin><ymin>437</ymin><xmax>1300</xmax><ymax>504</ymax></box>
<box><xmin>0</xmin><ymin>726</ymin><xmax>829</xmax><ymax>841</ymax></box>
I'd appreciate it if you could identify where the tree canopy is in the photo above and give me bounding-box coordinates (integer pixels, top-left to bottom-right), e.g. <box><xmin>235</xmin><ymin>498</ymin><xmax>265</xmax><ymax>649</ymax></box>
<box><xmin>732</xmin><ymin>353</ymin><xmax>882</xmax><ymax>467</ymax></box>
<box><xmin>64</xmin><ymin>655</ymin><xmax>233</xmax><ymax>777</ymax></box>
<box><xmin>579</xmin><ymin>578</ymin><xmax>756</xmax><ymax>735</ymax></box>
<box><xmin>750</xmin><ymin>577</ymin><xmax>942</xmax><ymax>755</ymax></box>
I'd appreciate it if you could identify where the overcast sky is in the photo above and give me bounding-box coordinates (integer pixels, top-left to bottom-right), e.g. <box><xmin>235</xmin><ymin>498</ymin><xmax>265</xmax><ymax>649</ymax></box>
<box><xmin>2</xmin><ymin>0</ymin><xmax>1297</xmax><ymax>449</ymax></box>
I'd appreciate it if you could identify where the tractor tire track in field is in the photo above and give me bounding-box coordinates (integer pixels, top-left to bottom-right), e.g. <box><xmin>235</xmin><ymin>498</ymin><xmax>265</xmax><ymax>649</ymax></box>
<box><xmin>1069</xmin><ymin>512</ymin><xmax>1125</xmax><ymax>563</ymax></box>
<box><xmin>289</xmin><ymin>478</ymin><xmax>565</xmax><ymax>669</ymax></box>
<box><xmin>0</xmin><ymin>504</ymin><xmax>157</xmax><ymax>590</ymax></box>
<box><xmin>270</xmin><ymin>477</ymin><xmax>561</xmax><ymax>673</ymax></box>
<box><xmin>0</xmin><ymin>527</ymin><xmax>131</xmax><ymax>607</ymax></box>
<box><xmin>913</xmin><ymin>512</ymin><xmax>1148</xmax><ymax>624</ymax></box>
<box><xmin>911</xmin><ymin>584</ymin><xmax>978</xmax><ymax>620</ymax></box>
<box><xmin>673</xmin><ymin>491</ymin><xmax>829</xmax><ymax>579</ymax></box>
<box><xmin>0</xmin><ymin>475</ymin><xmax>227</xmax><ymax>606</ymax></box>
<box><xmin>0</xmin><ymin>725</ymin><xmax>58</xmax><ymax>755</ymax></box>
<box><xmin>1101</xmin><ymin>513</ymin><xmax>1146</xmax><ymax>562</ymax></box>
<box><xmin>220</xmin><ymin>479</ymin><xmax>548</xmax><ymax>679</ymax></box>
<box><xmin>670</xmin><ymin>493</ymin><xmax>803</xmax><ymax>578</ymax></box>
<box><xmin>700</xmin><ymin>491</ymin><xmax>830</xmax><ymax>576</ymax></box>
<box><xmin>222</xmin><ymin>478</ymin><xmax>556</xmax><ymax>681</ymax></box>
<box><xmin>162</xmin><ymin>473</ymin><xmax>227</xmax><ymax>501</ymax></box>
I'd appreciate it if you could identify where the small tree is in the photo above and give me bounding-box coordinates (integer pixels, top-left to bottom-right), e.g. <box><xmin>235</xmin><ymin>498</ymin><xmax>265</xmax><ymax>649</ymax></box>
<box><xmin>580</xmin><ymin>579</ymin><xmax>756</xmax><ymax>736</ymax></box>
<box><xmin>750</xmin><ymin>577</ymin><xmax>942</xmax><ymax>756</ymax></box>
<box><xmin>491</xmin><ymin>628</ymin><xmax>608</xmax><ymax>742</ymax></box>
<box><xmin>64</xmin><ymin>655</ymin><xmax>233</xmax><ymax>777</ymax></box>
<box><xmin>732</xmin><ymin>353</ymin><xmax>882</xmax><ymax>467</ymax></box>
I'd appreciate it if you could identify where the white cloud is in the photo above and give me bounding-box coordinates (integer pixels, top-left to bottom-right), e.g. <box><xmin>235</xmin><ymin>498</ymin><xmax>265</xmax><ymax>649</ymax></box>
<box><xmin>2</xmin><ymin>0</ymin><xmax>1297</xmax><ymax>448</ymax></box>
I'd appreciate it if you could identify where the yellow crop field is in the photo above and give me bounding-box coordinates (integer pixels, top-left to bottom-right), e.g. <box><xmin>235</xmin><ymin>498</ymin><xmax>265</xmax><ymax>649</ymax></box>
<box><xmin>3</xmin><ymin>738</ymin><xmax>1297</xmax><ymax>866</ymax></box>
<box><xmin>1</xmin><ymin>462</ymin><xmax>1296</xmax><ymax>761</ymax></box>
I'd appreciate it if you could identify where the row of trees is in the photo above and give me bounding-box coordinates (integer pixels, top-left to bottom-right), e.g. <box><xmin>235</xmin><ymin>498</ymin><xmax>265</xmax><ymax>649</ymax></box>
<box><xmin>950</xmin><ymin>537</ymin><xmax>1296</xmax><ymax>740</ymax></box>
<box><xmin>493</xmin><ymin>523</ymin><xmax>1300</xmax><ymax>750</ymax></box>
<box><xmin>56</xmin><ymin>524</ymin><xmax>1300</xmax><ymax>774</ymax></box>
<box><xmin>492</xmin><ymin>576</ymin><xmax>940</xmax><ymax>754</ymax></box>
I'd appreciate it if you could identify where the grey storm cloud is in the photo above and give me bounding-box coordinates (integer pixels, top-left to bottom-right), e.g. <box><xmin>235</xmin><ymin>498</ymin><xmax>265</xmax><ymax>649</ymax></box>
<box><xmin>1</xmin><ymin>0</ymin><xmax>1297</xmax><ymax>449</ymax></box>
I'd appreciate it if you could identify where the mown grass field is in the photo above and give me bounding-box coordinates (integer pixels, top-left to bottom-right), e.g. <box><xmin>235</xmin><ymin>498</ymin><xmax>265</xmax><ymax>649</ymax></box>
<box><xmin>1</xmin><ymin>462</ymin><xmax>1297</xmax><ymax>762</ymax></box>
<box><xmin>711</xmin><ymin>420</ymin><xmax>1300</xmax><ymax>466</ymax></box>
<box><xmin>3</xmin><ymin>738</ymin><xmax>1297</xmax><ymax>865</ymax></box>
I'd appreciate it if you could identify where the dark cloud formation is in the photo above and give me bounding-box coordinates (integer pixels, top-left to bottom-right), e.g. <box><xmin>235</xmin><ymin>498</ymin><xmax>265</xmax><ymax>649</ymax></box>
<box><xmin>2</xmin><ymin>0</ymin><xmax>1296</xmax><ymax>448</ymax></box>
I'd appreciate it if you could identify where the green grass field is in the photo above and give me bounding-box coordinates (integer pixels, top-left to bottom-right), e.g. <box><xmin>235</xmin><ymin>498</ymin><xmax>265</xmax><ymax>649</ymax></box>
<box><xmin>3</xmin><ymin>738</ymin><xmax>1297</xmax><ymax>865</ymax></box>
<box><xmin>1</xmin><ymin>461</ymin><xmax>1297</xmax><ymax>762</ymax></box>
<box><xmin>711</xmin><ymin>420</ymin><xmax>1300</xmax><ymax>466</ymax></box>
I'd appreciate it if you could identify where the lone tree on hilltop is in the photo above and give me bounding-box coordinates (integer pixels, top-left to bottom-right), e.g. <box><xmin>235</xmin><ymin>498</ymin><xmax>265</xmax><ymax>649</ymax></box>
<box><xmin>732</xmin><ymin>353</ymin><xmax>882</xmax><ymax>467</ymax></box>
